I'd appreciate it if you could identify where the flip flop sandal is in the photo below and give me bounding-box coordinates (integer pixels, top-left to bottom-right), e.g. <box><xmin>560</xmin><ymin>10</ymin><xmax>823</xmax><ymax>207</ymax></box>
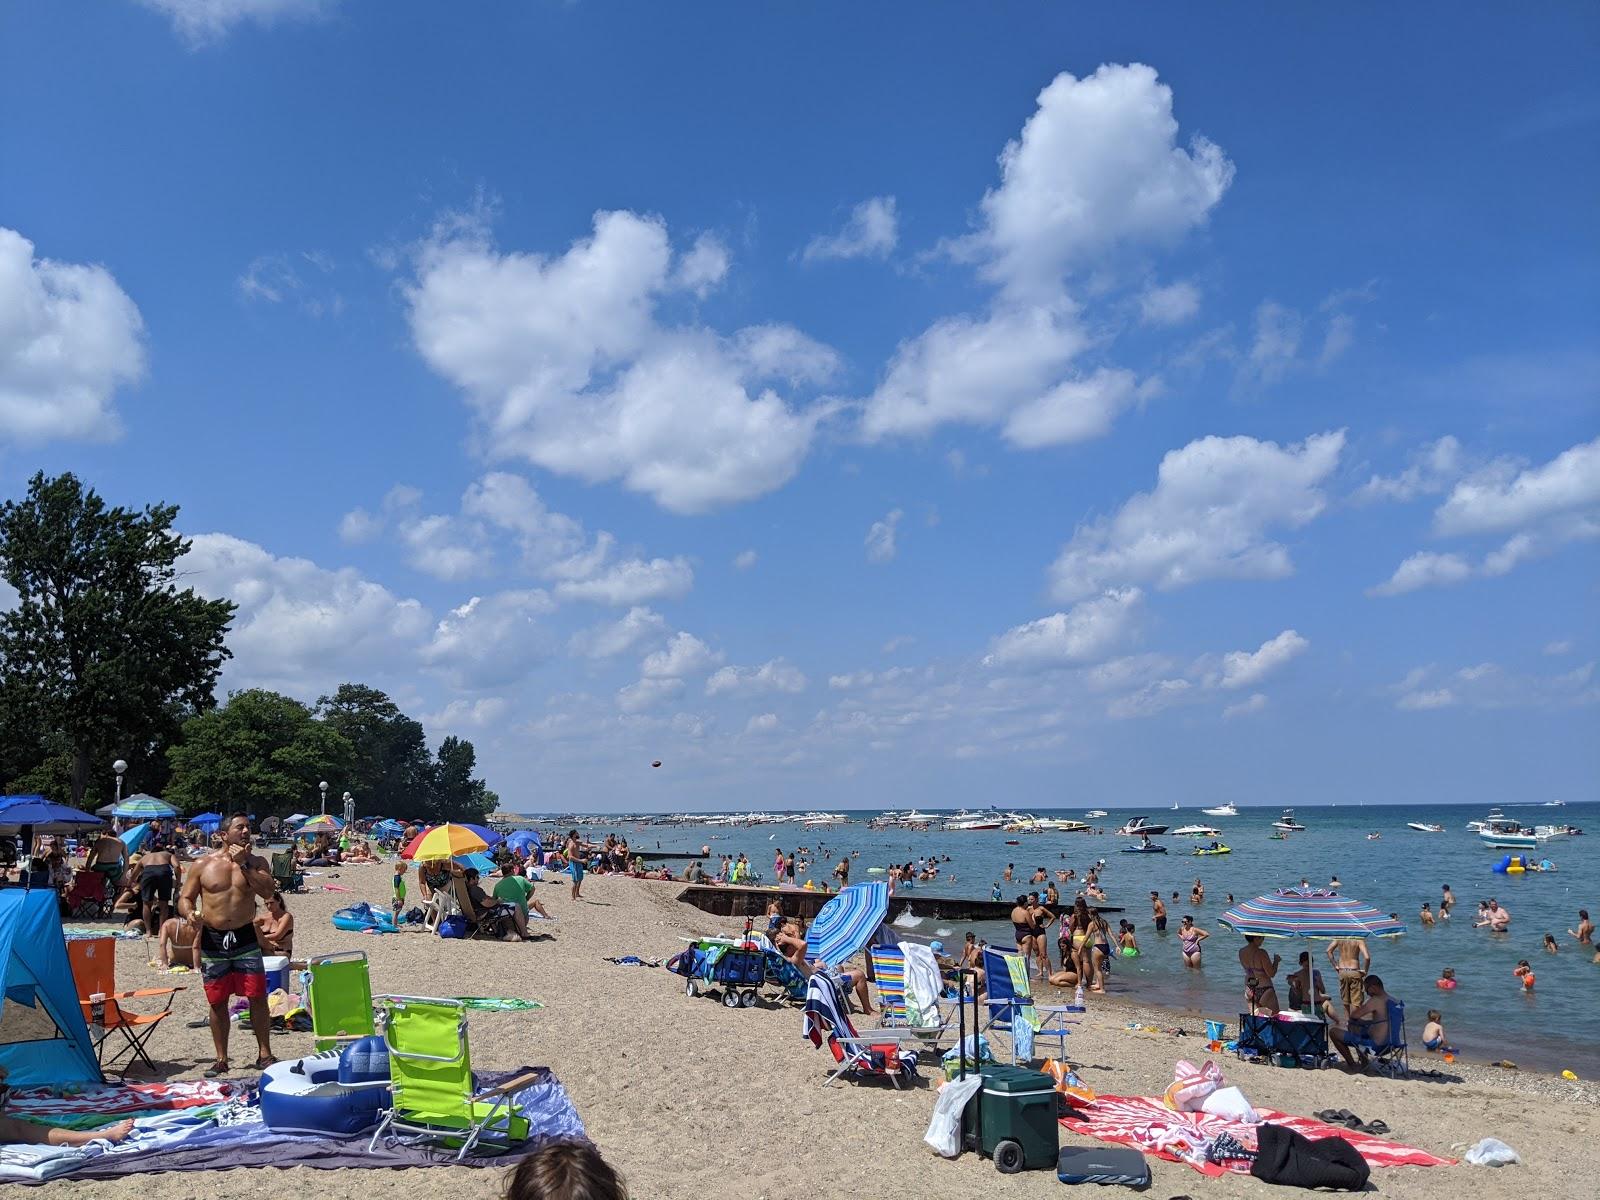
<box><xmin>203</xmin><ymin>1062</ymin><xmax>229</xmax><ymax>1078</ymax></box>
<box><xmin>185</xmin><ymin>1017</ymin><xmax>210</xmax><ymax>1028</ymax></box>
<box><xmin>1314</xmin><ymin>1110</ymin><xmax>1343</xmax><ymax>1122</ymax></box>
<box><xmin>1362</xmin><ymin>1120</ymin><xmax>1390</xmax><ymax>1136</ymax></box>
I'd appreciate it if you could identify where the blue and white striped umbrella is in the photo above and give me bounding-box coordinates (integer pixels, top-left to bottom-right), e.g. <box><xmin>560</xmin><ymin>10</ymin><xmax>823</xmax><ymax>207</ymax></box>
<box><xmin>806</xmin><ymin>881</ymin><xmax>889</xmax><ymax>967</ymax></box>
<box><xmin>1219</xmin><ymin>887</ymin><xmax>1406</xmax><ymax>940</ymax></box>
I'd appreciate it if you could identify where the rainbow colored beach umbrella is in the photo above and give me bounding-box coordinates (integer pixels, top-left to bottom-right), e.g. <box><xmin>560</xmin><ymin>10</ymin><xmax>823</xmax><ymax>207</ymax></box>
<box><xmin>295</xmin><ymin>814</ymin><xmax>344</xmax><ymax>836</ymax></box>
<box><xmin>805</xmin><ymin>881</ymin><xmax>888</xmax><ymax>968</ymax></box>
<box><xmin>400</xmin><ymin>823</ymin><xmax>488</xmax><ymax>861</ymax></box>
<box><xmin>1219</xmin><ymin>888</ymin><xmax>1406</xmax><ymax>940</ymax></box>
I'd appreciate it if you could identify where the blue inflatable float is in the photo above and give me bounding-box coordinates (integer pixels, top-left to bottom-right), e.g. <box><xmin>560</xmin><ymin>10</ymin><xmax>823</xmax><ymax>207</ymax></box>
<box><xmin>260</xmin><ymin>1037</ymin><xmax>391</xmax><ymax>1134</ymax></box>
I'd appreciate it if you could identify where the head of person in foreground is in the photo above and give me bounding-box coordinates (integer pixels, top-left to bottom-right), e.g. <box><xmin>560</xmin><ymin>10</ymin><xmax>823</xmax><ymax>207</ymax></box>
<box><xmin>505</xmin><ymin>1140</ymin><xmax>627</xmax><ymax>1200</ymax></box>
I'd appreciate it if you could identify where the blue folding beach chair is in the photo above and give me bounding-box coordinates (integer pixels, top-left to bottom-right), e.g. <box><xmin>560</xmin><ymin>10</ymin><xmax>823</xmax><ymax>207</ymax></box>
<box><xmin>1344</xmin><ymin>998</ymin><xmax>1408</xmax><ymax>1077</ymax></box>
<box><xmin>981</xmin><ymin>946</ymin><xmax>1076</xmax><ymax>1064</ymax></box>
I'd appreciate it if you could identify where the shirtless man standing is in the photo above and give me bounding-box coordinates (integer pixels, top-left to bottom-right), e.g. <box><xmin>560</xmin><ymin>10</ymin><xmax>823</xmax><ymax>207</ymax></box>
<box><xmin>1325</xmin><ymin>936</ymin><xmax>1370</xmax><ymax>1019</ymax></box>
<box><xmin>177</xmin><ymin>814</ymin><xmax>275</xmax><ymax>1076</ymax></box>
<box><xmin>136</xmin><ymin>839</ymin><xmax>181</xmax><ymax>935</ymax></box>
<box><xmin>84</xmin><ymin>829</ymin><xmax>127</xmax><ymax>889</ymax></box>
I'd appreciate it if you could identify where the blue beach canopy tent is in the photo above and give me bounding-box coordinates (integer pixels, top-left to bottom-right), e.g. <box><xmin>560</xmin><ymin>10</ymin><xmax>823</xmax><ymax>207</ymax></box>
<box><xmin>0</xmin><ymin>889</ymin><xmax>102</xmax><ymax>1087</ymax></box>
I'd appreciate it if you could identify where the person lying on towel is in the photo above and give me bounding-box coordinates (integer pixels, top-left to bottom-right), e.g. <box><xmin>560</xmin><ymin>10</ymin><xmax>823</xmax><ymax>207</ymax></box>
<box><xmin>0</xmin><ymin>1068</ymin><xmax>133</xmax><ymax>1147</ymax></box>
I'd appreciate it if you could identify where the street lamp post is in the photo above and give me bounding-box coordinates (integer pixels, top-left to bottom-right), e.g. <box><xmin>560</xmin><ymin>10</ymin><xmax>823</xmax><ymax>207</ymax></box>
<box><xmin>319</xmin><ymin>780</ymin><xmax>328</xmax><ymax>816</ymax></box>
<box><xmin>342</xmin><ymin>791</ymin><xmax>354</xmax><ymax>827</ymax></box>
<box><xmin>112</xmin><ymin>759</ymin><xmax>128</xmax><ymax>805</ymax></box>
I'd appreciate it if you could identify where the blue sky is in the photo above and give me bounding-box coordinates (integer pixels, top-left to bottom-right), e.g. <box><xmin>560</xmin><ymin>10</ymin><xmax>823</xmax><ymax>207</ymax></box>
<box><xmin>2</xmin><ymin>1</ymin><xmax>1596</xmax><ymax>811</ymax></box>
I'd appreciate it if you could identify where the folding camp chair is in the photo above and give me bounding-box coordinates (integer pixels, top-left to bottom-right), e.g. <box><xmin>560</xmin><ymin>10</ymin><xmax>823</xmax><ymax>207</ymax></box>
<box><xmin>981</xmin><ymin>945</ymin><xmax>1076</xmax><ymax>1064</ymax></box>
<box><xmin>367</xmin><ymin>995</ymin><xmax>541</xmax><ymax>1160</ymax></box>
<box><xmin>308</xmin><ymin>950</ymin><xmax>376</xmax><ymax>1052</ymax></box>
<box><xmin>802</xmin><ymin>974</ymin><xmax>920</xmax><ymax>1088</ymax></box>
<box><xmin>451</xmin><ymin>878</ymin><xmax>513</xmax><ymax>942</ymax></box>
<box><xmin>269</xmin><ymin>850</ymin><xmax>303</xmax><ymax>894</ymax></box>
<box><xmin>67</xmin><ymin>936</ymin><xmax>181</xmax><ymax>1076</ymax></box>
<box><xmin>1343</xmin><ymin>998</ymin><xmax>1409</xmax><ymax>1078</ymax></box>
<box><xmin>867</xmin><ymin>944</ymin><xmax>952</xmax><ymax>1055</ymax></box>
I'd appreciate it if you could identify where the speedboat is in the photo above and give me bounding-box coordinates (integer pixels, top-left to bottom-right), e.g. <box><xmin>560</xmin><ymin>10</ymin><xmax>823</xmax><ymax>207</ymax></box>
<box><xmin>1038</xmin><ymin>818</ymin><xmax>1092</xmax><ymax>833</ymax></box>
<box><xmin>1172</xmin><ymin>824</ymin><xmax>1222</xmax><ymax>838</ymax></box>
<box><xmin>942</xmin><ymin>809</ymin><xmax>1005</xmax><ymax>831</ymax></box>
<box><xmin>1542</xmin><ymin>800</ymin><xmax>1566</xmax><ymax>807</ymax></box>
<box><xmin>1478</xmin><ymin>817</ymin><xmax>1538</xmax><ymax>850</ymax></box>
<box><xmin>1202</xmin><ymin>802</ymin><xmax>1239</xmax><ymax>817</ymax></box>
<box><xmin>1085</xmin><ymin>809</ymin><xmax>1109</xmax><ymax>819</ymax></box>
<box><xmin>1466</xmin><ymin>807</ymin><xmax>1506</xmax><ymax>833</ymax></box>
<box><xmin>1406</xmin><ymin>822</ymin><xmax>1445</xmax><ymax>833</ymax></box>
<box><xmin>1115</xmin><ymin>817</ymin><xmax>1169</xmax><ymax>836</ymax></box>
<box><xmin>1271</xmin><ymin>809</ymin><xmax>1306</xmax><ymax>832</ymax></box>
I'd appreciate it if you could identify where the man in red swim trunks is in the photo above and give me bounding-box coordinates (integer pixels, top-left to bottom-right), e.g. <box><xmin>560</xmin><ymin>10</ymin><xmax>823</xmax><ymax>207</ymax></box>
<box><xmin>178</xmin><ymin>814</ymin><xmax>276</xmax><ymax>1076</ymax></box>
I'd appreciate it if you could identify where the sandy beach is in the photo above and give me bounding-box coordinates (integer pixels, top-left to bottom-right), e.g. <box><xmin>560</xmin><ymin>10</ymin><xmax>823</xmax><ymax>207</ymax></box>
<box><xmin>40</xmin><ymin>864</ymin><xmax>1596</xmax><ymax>1199</ymax></box>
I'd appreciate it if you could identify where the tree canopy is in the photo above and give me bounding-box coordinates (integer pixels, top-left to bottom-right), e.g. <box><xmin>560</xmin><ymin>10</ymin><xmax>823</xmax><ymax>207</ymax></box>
<box><xmin>0</xmin><ymin>472</ymin><xmax>234</xmax><ymax>805</ymax></box>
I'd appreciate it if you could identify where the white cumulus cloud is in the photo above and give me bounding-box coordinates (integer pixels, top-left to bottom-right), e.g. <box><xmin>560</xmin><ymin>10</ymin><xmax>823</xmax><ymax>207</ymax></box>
<box><xmin>732</xmin><ymin>549</ymin><xmax>758</xmax><ymax>571</ymax></box>
<box><xmin>983</xmin><ymin>589</ymin><xmax>1142</xmax><ymax>671</ymax></box>
<box><xmin>420</xmin><ymin>590</ymin><xmax>554</xmax><ymax>690</ymax></box>
<box><xmin>641</xmin><ymin>632</ymin><xmax>723</xmax><ymax>679</ymax></box>
<box><xmin>405</xmin><ymin>210</ymin><xmax>828</xmax><ymax>513</ymax></box>
<box><xmin>1139</xmin><ymin>280</ymin><xmax>1201</xmax><ymax>326</ymax></box>
<box><xmin>1211</xmin><ymin>630</ymin><xmax>1309</xmax><ymax>690</ymax></box>
<box><xmin>1355</xmin><ymin>436</ymin><xmax>1464</xmax><ymax>504</ymax></box>
<box><xmin>865</xmin><ymin>509</ymin><xmax>903</xmax><ymax>563</ymax></box>
<box><xmin>0</xmin><ymin>227</ymin><xmax>145</xmax><ymax>443</ymax></box>
<box><xmin>706</xmin><ymin>659</ymin><xmax>808</xmax><ymax>697</ymax></box>
<box><xmin>1434</xmin><ymin>436</ymin><xmax>1600</xmax><ymax>536</ymax></box>
<box><xmin>568</xmin><ymin>606</ymin><xmax>667</xmax><ymax>659</ymax></box>
<box><xmin>1368</xmin><ymin>551</ymin><xmax>1473</xmax><ymax>597</ymax></box>
<box><xmin>803</xmin><ymin>196</ymin><xmax>899</xmax><ymax>262</ymax></box>
<box><xmin>1222</xmin><ymin>693</ymin><xmax>1268</xmax><ymax>720</ymax></box>
<box><xmin>137</xmin><ymin>0</ymin><xmax>334</xmax><ymax>44</ymax></box>
<box><xmin>745</xmin><ymin>712</ymin><xmax>781</xmax><ymax>734</ymax></box>
<box><xmin>1049</xmin><ymin>430</ymin><xmax>1345</xmax><ymax>601</ymax></box>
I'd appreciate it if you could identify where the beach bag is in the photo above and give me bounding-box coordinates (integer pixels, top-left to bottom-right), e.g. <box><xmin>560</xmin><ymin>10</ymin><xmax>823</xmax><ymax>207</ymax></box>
<box><xmin>1056</xmin><ymin>1146</ymin><xmax>1152</xmax><ymax>1188</ymax></box>
<box><xmin>1251</xmin><ymin>1123</ymin><xmax>1370</xmax><ymax>1190</ymax></box>
<box><xmin>923</xmin><ymin>1074</ymin><xmax>983</xmax><ymax>1158</ymax></box>
<box><xmin>1164</xmin><ymin>1058</ymin><xmax>1223</xmax><ymax>1111</ymax></box>
<box><xmin>438</xmin><ymin>914</ymin><xmax>468</xmax><ymax>939</ymax></box>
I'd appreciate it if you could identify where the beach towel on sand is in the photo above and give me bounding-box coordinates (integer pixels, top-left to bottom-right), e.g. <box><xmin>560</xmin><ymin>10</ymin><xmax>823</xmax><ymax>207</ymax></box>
<box><xmin>1060</xmin><ymin>1094</ymin><xmax>1455</xmax><ymax>1177</ymax></box>
<box><xmin>454</xmin><ymin>996</ymin><xmax>544</xmax><ymax>1011</ymax></box>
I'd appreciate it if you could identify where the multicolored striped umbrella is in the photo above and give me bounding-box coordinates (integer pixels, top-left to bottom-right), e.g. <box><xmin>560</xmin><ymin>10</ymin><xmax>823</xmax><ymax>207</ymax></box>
<box><xmin>295</xmin><ymin>814</ymin><xmax>344</xmax><ymax>836</ymax></box>
<box><xmin>805</xmin><ymin>881</ymin><xmax>888</xmax><ymax>968</ymax></box>
<box><xmin>1219</xmin><ymin>888</ymin><xmax>1406</xmax><ymax>940</ymax></box>
<box><xmin>111</xmin><ymin>794</ymin><xmax>177</xmax><ymax>819</ymax></box>
<box><xmin>400</xmin><ymin>823</ymin><xmax>489</xmax><ymax>861</ymax></box>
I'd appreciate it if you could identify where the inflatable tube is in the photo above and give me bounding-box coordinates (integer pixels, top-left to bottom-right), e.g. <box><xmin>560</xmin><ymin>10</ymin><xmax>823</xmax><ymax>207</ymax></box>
<box><xmin>259</xmin><ymin>1051</ymin><xmax>391</xmax><ymax>1135</ymax></box>
<box><xmin>1506</xmin><ymin>864</ymin><xmax>1525</xmax><ymax>875</ymax></box>
<box><xmin>1120</xmin><ymin>946</ymin><xmax>1139</xmax><ymax>957</ymax></box>
<box><xmin>1436</xmin><ymin>978</ymin><xmax>1456</xmax><ymax>989</ymax></box>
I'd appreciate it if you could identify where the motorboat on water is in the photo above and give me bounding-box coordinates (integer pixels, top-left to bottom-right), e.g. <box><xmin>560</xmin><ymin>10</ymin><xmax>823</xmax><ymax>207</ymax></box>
<box><xmin>1406</xmin><ymin>822</ymin><xmax>1445</xmax><ymax>833</ymax></box>
<box><xmin>1478</xmin><ymin>817</ymin><xmax>1538</xmax><ymax>850</ymax></box>
<box><xmin>1201</xmin><ymin>802</ymin><xmax>1239</xmax><ymax>817</ymax></box>
<box><xmin>1037</xmin><ymin>817</ymin><xmax>1092</xmax><ymax>833</ymax></box>
<box><xmin>1543</xmin><ymin>800</ymin><xmax>1567</xmax><ymax>807</ymax></box>
<box><xmin>1085</xmin><ymin>809</ymin><xmax>1109</xmax><ymax>819</ymax></box>
<box><xmin>1465</xmin><ymin>807</ymin><xmax>1505</xmax><ymax>833</ymax></box>
<box><xmin>1115</xmin><ymin>817</ymin><xmax>1169</xmax><ymax>836</ymax></box>
<box><xmin>1271</xmin><ymin>809</ymin><xmax>1306</xmax><ymax>832</ymax></box>
<box><xmin>1172</xmin><ymin>824</ymin><xmax>1222</xmax><ymax>837</ymax></box>
<box><xmin>942</xmin><ymin>809</ymin><xmax>1005</xmax><ymax>831</ymax></box>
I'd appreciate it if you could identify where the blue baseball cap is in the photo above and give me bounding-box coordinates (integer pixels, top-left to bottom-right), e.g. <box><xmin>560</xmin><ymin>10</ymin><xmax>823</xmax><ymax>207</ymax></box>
<box><xmin>929</xmin><ymin>939</ymin><xmax>945</xmax><ymax>953</ymax></box>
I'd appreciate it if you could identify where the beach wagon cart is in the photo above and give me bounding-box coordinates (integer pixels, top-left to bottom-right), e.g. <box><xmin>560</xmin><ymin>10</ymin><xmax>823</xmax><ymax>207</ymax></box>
<box><xmin>668</xmin><ymin>920</ymin><xmax>778</xmax><ymax>1008</ymax></box>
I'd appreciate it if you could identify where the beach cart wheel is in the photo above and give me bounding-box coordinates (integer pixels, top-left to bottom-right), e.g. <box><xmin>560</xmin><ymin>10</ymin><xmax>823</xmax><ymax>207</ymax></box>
<box><xmin>740</xmin><ymin>989</ymin><xmax>758</xmax><ymax>1007</ymax></box>
<box><xmin>685</xmin><ymin>979</ymin><xmax>695</xmax><ymax>996</ymax></box>
<box><xmin>721</xmin><ymin>989</ymin><xmax>742</xmax><ymax>1008</ymax></box>
<box><xmin>993</xmin><ymin>1139</ymin><xmax>1024</xmax><ymax>1174</ymax></box>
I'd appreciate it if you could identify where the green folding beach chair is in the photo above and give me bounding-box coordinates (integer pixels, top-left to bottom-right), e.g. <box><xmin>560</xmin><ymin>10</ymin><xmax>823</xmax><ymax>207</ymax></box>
<box><xmin>367</xmin><ymin>995</ymin><xmax>540</xmax><ymax>1160</ymax></box>
<box><xmin>308</xmin><ymin>951</ymin><xmax>377</xmax><ymax>1052</ymax></box>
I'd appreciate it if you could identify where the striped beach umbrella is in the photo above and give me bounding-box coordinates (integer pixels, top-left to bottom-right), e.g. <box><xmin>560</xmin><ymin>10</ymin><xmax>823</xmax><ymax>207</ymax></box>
<box><xmin>1219</xmin><ymin>888</ymin><xmax>1406</xmax><ymax>940</ymax></box>
<box><xmin>400</xmin><ymin>823</ymin><xmax>488</xmax><ymax>861</ymax></box>
<box><xmin>805</xmin><ymin>881</ymin><xmax>889</xmax><ymax>968</ymax></box>
<box><xmin>295</xmin><ymin>814</ymin><xmax>344</xmax><ymax>836</ymax></box>
<box><xmin>456</xmin><ymin>822</ymin><xmax>503</xmax><ymax>848</ymax></box>
<box><xmin>111</xmin><ymin>794</ymin><xmax>177</xmax><ymax>819</ymax></box>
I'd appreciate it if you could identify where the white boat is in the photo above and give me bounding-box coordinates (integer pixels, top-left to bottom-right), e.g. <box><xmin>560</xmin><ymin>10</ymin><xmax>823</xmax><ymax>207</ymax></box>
<box><xmin>1466</xmin><ymin>807</ymin><xmax>1506</xmax><ymax>833</ymax></box>
<box><xmin>1042</xmin><ymin>819</ymin><xmax>1093</xmax><ymax>833</ymax></box>
<box><xmin>1543</xmin><ymin>800</ymin><xmax>1567</xmax><ymax>807</ymax></box>
<box><xmin>1170</xmin><ymin>801</ymin><xmax>1180</xmax><ymax>811</ymax></box>
<box><xmin>1479</xmin><ymin>817</ymin><xmax>1537</xmax><ymax>850</ymax></box>
<box><xmin>1406</xmin><ymin>822</ymin><xmax>1445</xmax><ymax>833</ymax></box>
<box><xmin>943</xmin><ymin>809</ymin><xmax>1005</xmax><ymax>831</ymax></box>
<box><xmin>1271</xmin><ymin>808</ymin><xmax>1306</xmax><ymax>832</ymax></box>
<box><xmin>1172</xmin><ymin>824</ymin><xmax>1222</xmax><ymax>837</ymax></box>
<box><xmin>1115</xmin><ymin>817</ymin><xmax>1169</xmax><ymax>836</ymax></box>
<box><xmin>1202</xmin><ymin>802</ymin><xmax>1239</xmax><ymax>817</ymax></box>
<box><xmin>801</xmin><ymin>812</ymin><xmax>846</xmax><ymax>827</ymax></box>
<box><xmin>1084</xmin><ymin>809</ymin><xmax>1109</xmax><ymax>819</ymax></box>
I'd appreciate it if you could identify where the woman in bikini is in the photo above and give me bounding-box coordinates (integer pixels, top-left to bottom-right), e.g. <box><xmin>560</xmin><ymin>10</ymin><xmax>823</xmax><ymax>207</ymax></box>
<box><xmin>1238</xmin><ymin>934</ymin><xmax>1282</xmax><ymax>1013</ymax></box>
<box><xmin>1178</xmin><ymin>915</ymin><xmax>1210</xmax><ymax>968</ymax></box>
<box><xmin>1010</xmin><ymin>895</ymin><xmax>1036</xmax><ymax>965</ymax></box>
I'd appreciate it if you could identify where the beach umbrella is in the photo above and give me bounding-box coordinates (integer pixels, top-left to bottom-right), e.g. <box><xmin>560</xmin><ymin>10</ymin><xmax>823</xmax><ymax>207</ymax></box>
<box><xmin>371</xmin><ymin>818</ymin><xmax>405</xmax><ymax>837</ymax></box>
<box><xmin>120</xmin><ymin>822</ymin><xmax>152</xmax><ymax>854</ymax></box>
<box><xmin>805</xmin><ymin>881</ymin><xmax>889</xmax><ymax>968</ymax></box>
<box><xmin>454</xmin><ymin>850</ymin><xmax>498</xmax><ymax>874</ymax></box>
<box><xmin>111</xmin><ymin>794</ymin><xmax>177</xmax><ymax>820</ymax></box>
<box><xmin>189</xmin><ymin>812</ymin><xmax>223</xmax><ymax>831</ymax></box>
<box><xmin>456</xmin><ymin>822</ymin><xmax>503</xmax><ymax>848</ymax></box>
<box><xmin>400</xmin><ymin>823</ymin><xmax>488</xmax><ymax>861</ymax></box>
<box><xmin>296</xmin><ymin>814</ymin><xmax>344</xmax><ymax>835</ymax></box>
<box><xmin>0</xmin><ymin>799</ymin><xmax>105</xmax><ymax>836</ymax></box>
<box><xmin>1219</xmin><ymin>887</ymin><xmax>1405</xmax><ymax>1015</ymax></box>
<box><xmin>1218</xmin><ymin>888</ymin><xmax>1407</xmax><ymax>940</ymax></box>
<box><xmin>286</xmin><ymin>813</ymin><xmax>309</xmax><ymax>826</ymax></box>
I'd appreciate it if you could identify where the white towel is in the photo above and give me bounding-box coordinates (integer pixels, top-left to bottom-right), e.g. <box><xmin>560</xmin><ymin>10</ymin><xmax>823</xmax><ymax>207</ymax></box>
<box><xmin>899</xmin><ymin>941</ymin><xmax>944</xmax><ymax>1029</ymax></box>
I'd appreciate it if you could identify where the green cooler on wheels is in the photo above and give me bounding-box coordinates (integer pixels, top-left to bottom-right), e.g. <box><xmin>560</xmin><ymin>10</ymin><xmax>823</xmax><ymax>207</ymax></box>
<box><xmin>961</xmin><ymin>1064</ymin><xmax>1060</xmax><ymax>1173</ymax></box>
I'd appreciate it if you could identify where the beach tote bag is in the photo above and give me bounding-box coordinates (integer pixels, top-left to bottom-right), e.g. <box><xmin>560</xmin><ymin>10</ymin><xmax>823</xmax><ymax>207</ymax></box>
<box><xmin>438</xmin><ymin>914</ymin><xmax>468</xmax><ymax>939</ymax></box>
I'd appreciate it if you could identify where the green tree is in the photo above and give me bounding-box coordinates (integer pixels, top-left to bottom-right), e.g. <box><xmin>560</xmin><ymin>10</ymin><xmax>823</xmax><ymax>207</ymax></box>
<box><xmin>432</xmin><ymin>735</ymin><xmax>498</xmax><ymax>824</ymax></box>
<box><xmin>0</xmin><ymin>472</ymin><xmax>235</xmax><ymax>805</ymax></box>
<box><xmin>166</xmin><ymin>689</ymin><xmax>353</xmax><ymax>817</ymax></box>
<box><xmin>316</xmin><ymin>684</ymin><xmax>435</xmax><ymax>820</ymax></box>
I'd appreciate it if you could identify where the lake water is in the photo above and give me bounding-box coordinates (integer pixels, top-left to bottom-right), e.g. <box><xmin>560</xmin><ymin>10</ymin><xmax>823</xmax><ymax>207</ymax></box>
<box><xmin>579</xmin><ymin>802</ymin><xmax>1600</xmax><ymax>1076</ymax></box>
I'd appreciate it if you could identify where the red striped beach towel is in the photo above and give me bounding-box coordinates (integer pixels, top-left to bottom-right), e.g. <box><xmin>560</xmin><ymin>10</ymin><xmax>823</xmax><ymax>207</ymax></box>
<box><xmin>1060</xmin><ymin>1094</ymin><xmax>1456</xmax><ymax>1176</ymax></box>
<box><xmin>5</xmin><ymin>1080</ymin><xmax>239</xmax><ymax>1117</ymax></box>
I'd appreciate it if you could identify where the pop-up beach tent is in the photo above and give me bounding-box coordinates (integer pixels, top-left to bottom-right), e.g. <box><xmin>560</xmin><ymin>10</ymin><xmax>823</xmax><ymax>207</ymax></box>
<box><xmin>0</xmin><ymin>888</ymin><xmax>102</xmax><ymax>1086</ymax></box>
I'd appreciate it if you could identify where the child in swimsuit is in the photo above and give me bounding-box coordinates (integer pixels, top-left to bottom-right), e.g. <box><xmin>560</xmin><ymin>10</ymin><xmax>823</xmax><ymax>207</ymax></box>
<box><xmin>392</xmin><ymin>860</ymin><xmax>407</xmax><ymax>923</ymax></box>
<box><xmin>1421</xmin><ymin>1009</ymin><xmax>1453</xmax><ymax>1052</ymax></box>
